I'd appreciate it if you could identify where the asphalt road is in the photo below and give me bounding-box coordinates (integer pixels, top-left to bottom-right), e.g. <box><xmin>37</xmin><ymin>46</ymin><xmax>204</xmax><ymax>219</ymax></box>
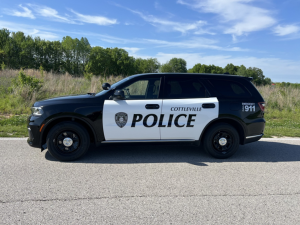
<box><xmin>1</xmin><ymin>138</ymin><xmax>300</xmax><ymax>224</ymax></box>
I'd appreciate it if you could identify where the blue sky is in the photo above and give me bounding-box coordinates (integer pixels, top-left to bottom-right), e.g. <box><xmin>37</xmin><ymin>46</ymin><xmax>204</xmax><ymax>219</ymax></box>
<box><xmin>1</xmin><ymin>0</ymin><xmax>300</xmax><ymax>82</ymax></box>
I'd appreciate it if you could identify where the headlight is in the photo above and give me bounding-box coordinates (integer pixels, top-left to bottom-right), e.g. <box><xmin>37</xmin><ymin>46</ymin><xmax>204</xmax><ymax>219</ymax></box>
<box><xmin>31</xmin><ymin>107</ymin><xmax>44</xmax><ymax>116</ymax></box>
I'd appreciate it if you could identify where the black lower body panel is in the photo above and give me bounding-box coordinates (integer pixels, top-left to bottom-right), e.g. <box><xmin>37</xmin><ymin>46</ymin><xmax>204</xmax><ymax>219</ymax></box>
<box><xmin>244</xmin><ymin>133</ymin><xmax>264</xmax><ymax>144</ymax></box>
<box><xmin>27</xmin><ymin>125</ymin><xmax>41</xmax><ymax>148</ymax></box>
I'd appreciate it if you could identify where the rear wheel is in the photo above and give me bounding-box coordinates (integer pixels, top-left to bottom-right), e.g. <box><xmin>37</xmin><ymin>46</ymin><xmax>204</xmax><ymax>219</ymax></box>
<box><xmin>203</xmin><ymin>123</ymin><xmax>239</xmax><ymax>159</ymax></box>
<box><xmin>46</xmin><ymin>122</ymin><xmax>90</xmax><ymax>161</ymax></box>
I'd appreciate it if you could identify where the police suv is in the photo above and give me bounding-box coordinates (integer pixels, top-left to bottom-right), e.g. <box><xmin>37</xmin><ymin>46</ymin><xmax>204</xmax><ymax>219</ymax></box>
<box><xmin>27</xmin><ymin>73</ymin><xmax>265</xmax><ymax>161</ymax></box>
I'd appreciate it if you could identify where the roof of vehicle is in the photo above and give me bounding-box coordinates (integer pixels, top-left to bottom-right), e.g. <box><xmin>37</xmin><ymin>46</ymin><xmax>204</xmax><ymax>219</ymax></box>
<box><xmin>132</xmin><ymin>73</ymin><xmax>253</xmax><ymax>81</ymax></box>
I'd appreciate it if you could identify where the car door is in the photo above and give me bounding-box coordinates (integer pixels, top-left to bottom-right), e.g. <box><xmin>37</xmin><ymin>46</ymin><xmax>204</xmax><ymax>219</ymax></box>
<box><xmin>103</xmin><ymin>76</ymin><xmax>162</xmax><ymax>141</ymax></box>
<box><xmin>160</xmin><ymin>76</ymin><xmax>219</xmax><ymax>140</ymax></box>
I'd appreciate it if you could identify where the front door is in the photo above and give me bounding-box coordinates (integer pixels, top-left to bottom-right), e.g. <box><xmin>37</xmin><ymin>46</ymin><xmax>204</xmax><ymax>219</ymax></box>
<box><xmin>103</xmin><ymin>77</ymin><xmax>162</xmax><ymax>141</ymax></box>
<box><xmin>160</xmin><ymin>76</ymin><xmax>219</xmax><ymax>140</ymax></box>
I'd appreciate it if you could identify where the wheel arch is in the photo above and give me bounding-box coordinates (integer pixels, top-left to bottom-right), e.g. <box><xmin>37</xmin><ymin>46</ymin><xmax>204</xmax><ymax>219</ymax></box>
<box><xmin>199</xmin><ymin>117</ymin><xmax>246</xmax><ymax>145</ymax></box>
<box><xmin>40</xmin><ymin>116</ymin><xmax>97</xmax><ymax>147</ymax></box>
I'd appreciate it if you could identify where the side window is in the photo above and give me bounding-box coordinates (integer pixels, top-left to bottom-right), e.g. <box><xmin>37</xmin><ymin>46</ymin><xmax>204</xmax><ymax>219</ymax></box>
<box><xmin>209</xmin><ymin>79</ymin><xmax>251</xmax><ymax>97</ymax></box>
<box><xmin>164</xmin><ymin>77</ymin><xmax>208</xmax><ymax>99</ymax></box>
<box><xmin>120</xmin><ymin>78</ymin><xmax>161</xmax><ymax>100</ymax></box>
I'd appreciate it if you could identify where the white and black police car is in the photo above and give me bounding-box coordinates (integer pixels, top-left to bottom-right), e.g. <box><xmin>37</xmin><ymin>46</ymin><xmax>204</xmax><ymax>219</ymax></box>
<box><xmin>27</xmin><ymin>73</ymin><xmax>265</xmax><ymax>161</ymax></box>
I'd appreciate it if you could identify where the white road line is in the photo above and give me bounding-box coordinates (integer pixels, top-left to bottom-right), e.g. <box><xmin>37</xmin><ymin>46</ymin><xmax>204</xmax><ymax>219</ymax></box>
<box><xmin>0</xmin><ymin>138</ymin><xmax>300</xmax><ymax>141</ymax></box>
<box><xmin>0</xmin><ymin>138</ymin><xmax>28</xmax><ymax>140</ymax></box>
<box><xmin>262</xmin><ymin>138</ymin><xmax>300</xmax><ymax>141</ymax></box>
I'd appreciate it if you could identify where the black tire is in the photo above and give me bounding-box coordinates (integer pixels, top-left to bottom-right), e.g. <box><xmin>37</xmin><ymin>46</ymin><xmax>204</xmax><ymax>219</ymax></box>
<box><xmin>46</xmin><ymin>122</ymin><xmax>90</xmax><ymax>161</ymax></box>
<box><xmin>203</xmin><ymin>123</ymin><xmax>239</xmax><ymax>159</ymax></box>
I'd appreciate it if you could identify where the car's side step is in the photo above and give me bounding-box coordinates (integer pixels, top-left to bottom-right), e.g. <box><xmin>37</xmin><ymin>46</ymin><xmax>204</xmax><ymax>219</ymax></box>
<box><xmin>102</xmin><ymin>139</ymin><xmax>195</xmax><ymax>143</ymax></box>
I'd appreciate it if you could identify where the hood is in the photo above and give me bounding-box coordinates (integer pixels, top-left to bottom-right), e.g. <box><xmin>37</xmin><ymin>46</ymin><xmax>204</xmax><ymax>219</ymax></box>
<box><xmin>34</xmin><ymin>93</ymin><xmax>97</xmax><ymax>107</ymax></box>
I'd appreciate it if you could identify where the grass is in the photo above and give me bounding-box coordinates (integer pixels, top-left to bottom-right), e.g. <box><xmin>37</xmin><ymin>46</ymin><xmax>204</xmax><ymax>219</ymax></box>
<box><xmin>263</xmin><ymin>109</ymin><xmax>300</xmax><ymax>138</ymax></box>
<box><xmin>0</xmin><ymin>115</ymin><xmax>28</xmax><ymax>137</ymax></box>
<box><xmin>256</xmin><ymin>85</ymin><xmax>300</xmax><ymax>137</ymax></box>
<box><xmin>0</xmin><ymin>69</ymin><xmax>300</xmax><ymax>138</ymax></box>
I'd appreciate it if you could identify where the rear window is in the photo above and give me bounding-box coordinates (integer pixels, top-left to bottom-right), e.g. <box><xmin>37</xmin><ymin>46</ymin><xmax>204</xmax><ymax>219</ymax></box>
<box><xmin>209</xmin><ymin>79</ymin><xmax>251</xmax><ymax>97</ymax></box>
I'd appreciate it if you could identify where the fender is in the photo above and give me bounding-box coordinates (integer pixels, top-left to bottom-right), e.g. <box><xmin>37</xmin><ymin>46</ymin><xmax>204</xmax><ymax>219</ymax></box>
<box><xmin>40</xmin><ymin>114</ymin><xmax>98</xmax><ymax>149</ymax></box>
<box><xmin>199</xmin><ymin>116</ymin><xmax>247</xmax><ymax>145</ymax></box>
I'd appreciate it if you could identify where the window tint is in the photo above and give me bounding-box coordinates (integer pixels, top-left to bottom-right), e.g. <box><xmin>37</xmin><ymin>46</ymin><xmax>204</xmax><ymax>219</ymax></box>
<box><xmin>164</xmin><ymin>77</ymin><xmax>207</xmax><ymax>99</ymax></box>
<box><xmin>210</xmin><ymin>79</ymin><xmax>251</xmax><ymax>97</ymax></box>
<box><xmin>121</xmin><ymin>78</ymin><xmax>161</xmax><ymax>100</ymax></box>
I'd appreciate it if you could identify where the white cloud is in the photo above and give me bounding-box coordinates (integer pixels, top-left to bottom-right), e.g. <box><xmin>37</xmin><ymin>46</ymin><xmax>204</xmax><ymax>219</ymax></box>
<box><xmin>155</xmin><ymin>52</ymin><xmax>300</xmax><ymax>82</ymax></box>
<box><xmin>89</xmin><ymin>32</ymin><xmax>247</xmax><ymax>51</ymax></box>
<box><xmin>116</xmin><ymin>4</ymin><xmax>210</xmax><ymax>35</ymax></box>
<box><xmin>69</xmin><ymin>9</ymin><xmax>117</xmax><ymax>25</ymax></box>
<box><xmin>3</xmin><ymin>4</ymin><xmax>118</xmax><ymax>26</ymax></box>
<box><xmin>0</xmin><ymin>20</ymin><xmax>59</xmax><ymax>40</ymax></box>
<box><xmin>177</xmin><ymin>0</ymin><xmax>276</xmax><ymax>36</ymax></box>
<box><xmin>30</xmin><ymin>29</ymin><xmax>60</xmax><ymax>40</ymax></box>
<box><xmin>273</xmin><ymin>24</ymin><xmax>300</xmax><ymax>36</ymax></box>
<box><xmin>27</xmin><ymin>4</ymin><xmax>76</xmax><ymax>24</ymax></box>
<box><xmin>94</xmin><ymin>32</ymin><xmax>247</xmax><ymax>51</ymax></box>
<box><xmin>143</xmin><ymin>38</ymin><xmax>247</xmax><ymax>51</ymax></box>
<box><xmin>123</xmin><ymin>47</ymin><xmax>142</xmax><ymax>54</ymax></box>
<box><xmin>4</xmin><ymin>4</ymin><xmax>35</xmax><ymax>19</ymax></box>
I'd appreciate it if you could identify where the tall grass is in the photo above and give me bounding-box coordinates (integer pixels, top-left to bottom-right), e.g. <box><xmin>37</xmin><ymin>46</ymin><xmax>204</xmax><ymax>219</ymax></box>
<box><xmin>1</xmin><ymin>69</ymin><xmax>300</xmax><ymax>115</ymax></box>
<box><xmin>0</xmin><ymin>69</ymin><xmax>123</xmax><ymax>114</ymax></box>
<box><xmin>256</xmin><ymin>85</ymin><xmax>300</xmax><ymax>111</ymax></box>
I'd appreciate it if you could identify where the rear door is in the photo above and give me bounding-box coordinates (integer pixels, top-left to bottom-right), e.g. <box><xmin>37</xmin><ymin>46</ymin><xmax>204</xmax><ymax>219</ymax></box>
<box><xmin>103</xmin><ymin>76</ymin><xmax>162</xmax><ymax>141</ymax></box>
<box><xmin>160</xmin><ymin>76</ymin><xmax>219</xmax><ymax>140</ymax></box>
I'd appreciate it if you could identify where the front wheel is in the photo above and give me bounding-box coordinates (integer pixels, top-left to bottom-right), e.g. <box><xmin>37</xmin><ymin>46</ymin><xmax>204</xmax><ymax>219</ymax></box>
<box><xmin>203</xmin><ymin>123</ymin><xmax>240</xmax><ymax>159</ymax></box>
<box><xmin>46</xmin><ymin>122</ymin><xmax>90</xmax><ymax>161</ymax></box>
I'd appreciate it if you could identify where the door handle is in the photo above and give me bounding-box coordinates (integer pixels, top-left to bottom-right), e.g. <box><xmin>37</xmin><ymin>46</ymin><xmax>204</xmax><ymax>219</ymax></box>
<box><xmin>202</xmin><ymin>103</ymin><xmax>215</xmax><ymax>108</ymax></box>
<box><xmin>145</xmin><ymin>104</ymin><xmax>160</xmax><ymax>109</ymax></box>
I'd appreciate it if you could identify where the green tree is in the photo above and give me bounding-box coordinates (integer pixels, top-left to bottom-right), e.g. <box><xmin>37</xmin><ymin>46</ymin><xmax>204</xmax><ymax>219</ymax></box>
<box><xmin>160</xmin><ymin>63</ymin><xmax>173</xmax><ymax>73</ymax></box>
<box><xmin>108</xmin><ymin>48</ymin><xmax>135</xmax><ymax>76</ymax></box>
<box><xmin>160</xmin><ymin>58</ymin><xmax>187</xmax><ymax>73</ymax></box>
<box><xmin>62</xmin><ymin>36</ymin><xmax>75</xmax><ymax>74</ymax></box>
<box><xmin>79</xmin><ymin>37</ymin><xmax>91</xmax><ymax>73</ymax></box>
<box><xmin>190</xmin><ymin>63</ymin><xmax>202</xmax><ymax>73</ymax></box>
<box><xmin>237</xmin><ymin>65</ymin><xmax>247</xmax><ymax>76</ymax></box>
<box><xmin>211</xmin><ymin>65</ymin><xmax>223</xmax><ymax>74</ymax></box>
<box><xmin>224</xmin><ymin>63</ymin><xmax>239</xmax><ymax>75</ymax></box>
<box><xmin>85</xmin><ymin>46</ymin><xmax>109</xmax><ymax>76</ymax></box>
<box><xmin>1</xmin><ymin>61</ymin><xmax>6</xmax><ymax>70</ymax></box>
<box><xmin>199</xmin><ymin>64</ymin><xmax>211</xmax><ymax>73</ymax></box>
<box><xmin>134</xmin><ymin>58</ymin><xmax>160</xmax><ymax>73</ymax></box>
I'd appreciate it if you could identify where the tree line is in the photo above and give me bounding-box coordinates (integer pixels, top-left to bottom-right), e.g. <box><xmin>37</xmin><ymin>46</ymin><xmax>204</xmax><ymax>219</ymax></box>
<box><xmin>0</xmin><ymin>28</ymin><xmax>271</xmax><ymax>85</ymax></box>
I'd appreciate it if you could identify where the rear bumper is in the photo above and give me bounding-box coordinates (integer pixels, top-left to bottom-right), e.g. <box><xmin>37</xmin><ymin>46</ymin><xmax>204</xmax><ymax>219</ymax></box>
<box><xmin>244</xmin><ymin>133</ymin><xmax>264</xmax><ymax>144</ymax></box>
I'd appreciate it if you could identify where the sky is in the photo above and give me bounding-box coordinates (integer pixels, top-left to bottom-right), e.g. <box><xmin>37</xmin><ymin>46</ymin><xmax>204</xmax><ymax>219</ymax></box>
<box><xmin>1</xmin><ymin>0</ymin><xmax>300</xmax><ymax>82</ymax></box>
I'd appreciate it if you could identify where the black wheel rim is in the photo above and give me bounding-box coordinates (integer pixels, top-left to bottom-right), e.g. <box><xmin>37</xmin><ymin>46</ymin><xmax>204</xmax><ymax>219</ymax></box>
<box><xmin>53</xmin><ymin>131</ymin><xmax>80</xmax><ymax>153</ymax></box>
<box><xmin>212</xmin><ymin>130</ymin><xmax>233</xmax><ymax>153</ymax></box>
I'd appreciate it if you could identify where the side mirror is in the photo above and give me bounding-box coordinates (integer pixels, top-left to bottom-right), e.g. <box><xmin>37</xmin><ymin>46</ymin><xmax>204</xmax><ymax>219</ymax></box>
<box><xmin>102</xmin><ymin>83</ymin><xmax>111</xmax><ymax>90</ymax></box>
<box><xmin>113</xmin><ymin>89</ymin><xmax>125</xmax><ymax>100</ymax></box>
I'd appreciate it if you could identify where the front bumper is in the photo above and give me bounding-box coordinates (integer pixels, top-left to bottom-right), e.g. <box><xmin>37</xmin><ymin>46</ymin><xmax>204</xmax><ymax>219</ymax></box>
<box><xmin>27</xmin><ymin>115</ymin><xmax>43</xmax><ymax>148</ymax></box>
<box><xmin>27</xmin><ymin>125</ymin><xmax>41</xmax><ymax>148</ymax></box>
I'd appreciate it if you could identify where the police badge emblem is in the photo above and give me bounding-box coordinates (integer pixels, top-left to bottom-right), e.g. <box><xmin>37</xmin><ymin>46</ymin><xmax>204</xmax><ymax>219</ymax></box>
<box><xmin>115</xmin><ymin>112</ymin><xmax>128</xmax><ymax>128</ymax></box>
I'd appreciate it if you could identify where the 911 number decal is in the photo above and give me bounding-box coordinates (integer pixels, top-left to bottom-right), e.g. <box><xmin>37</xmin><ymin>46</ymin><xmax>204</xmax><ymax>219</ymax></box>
<box><xmin>242</xmin><ymin>103</ymin><xmax>255</xmax><ymax>112</ymax></box>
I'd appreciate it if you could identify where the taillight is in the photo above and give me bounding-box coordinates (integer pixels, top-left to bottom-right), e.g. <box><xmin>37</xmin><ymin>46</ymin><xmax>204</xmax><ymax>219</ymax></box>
<box><xmin>258</xmin><ymin>102</ymin><xmax>265</xmax><ymax>112</ymax></box>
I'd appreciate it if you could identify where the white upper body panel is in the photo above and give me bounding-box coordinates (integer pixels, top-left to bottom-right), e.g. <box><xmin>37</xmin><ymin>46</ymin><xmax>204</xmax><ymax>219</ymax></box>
<box><xmin>160</xmin><ymin>97</ymin><xmax>219</xmax><ymax>140</ymax></box>
<box><xmin>103</xmin><ymin>97</ymin><xmax>218</xmax><ymax>141</ymax></box>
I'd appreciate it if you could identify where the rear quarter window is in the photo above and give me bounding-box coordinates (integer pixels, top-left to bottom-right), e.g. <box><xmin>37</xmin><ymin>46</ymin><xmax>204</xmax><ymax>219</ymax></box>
<box><xmin>209</xmin><ymin>79</ymin><xmax>251</xmax><ymax>98</ymax></box>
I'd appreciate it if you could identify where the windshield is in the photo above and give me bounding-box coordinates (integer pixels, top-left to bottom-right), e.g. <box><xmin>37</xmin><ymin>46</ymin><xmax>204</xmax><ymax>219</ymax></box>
<box><xmin>95</xmin><ymin>76</ymin><xmax>133</xmax><ymax>96</ymax></box>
